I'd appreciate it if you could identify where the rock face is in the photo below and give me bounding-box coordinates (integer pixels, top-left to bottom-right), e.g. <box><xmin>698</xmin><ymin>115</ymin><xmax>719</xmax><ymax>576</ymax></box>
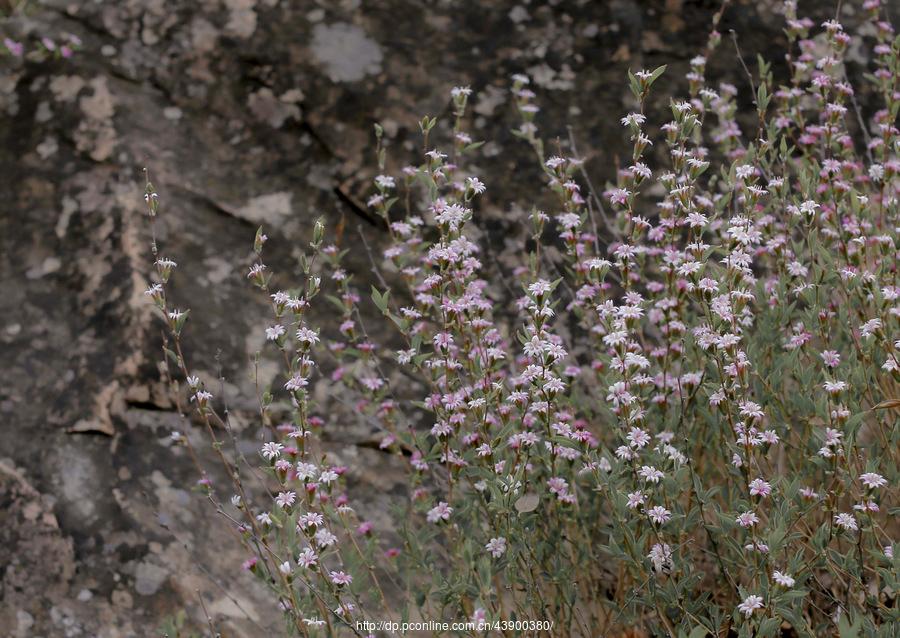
<box><xmin>0</xmin><ymin>0</ymin><xmax>860</xmax><ymax>634</ymax></box>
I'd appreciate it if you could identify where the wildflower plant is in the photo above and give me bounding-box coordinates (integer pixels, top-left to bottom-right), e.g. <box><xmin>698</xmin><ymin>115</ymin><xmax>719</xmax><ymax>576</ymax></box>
<box><xmin>142</xmin><ymin>2</ymin><xmax>898</xmax><ymax>636</ymax></box>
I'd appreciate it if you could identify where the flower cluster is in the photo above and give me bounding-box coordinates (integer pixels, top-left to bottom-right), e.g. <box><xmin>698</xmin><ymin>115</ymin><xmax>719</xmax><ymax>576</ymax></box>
<box><xmin>3</xmin><ymin>32</ymin><xmax>81</xmax><ymax>60</ymax></box>
<box><xmin>143</xmin><ymin>3</ymin><xmax>897</xmax><ymax>635</ymax></box>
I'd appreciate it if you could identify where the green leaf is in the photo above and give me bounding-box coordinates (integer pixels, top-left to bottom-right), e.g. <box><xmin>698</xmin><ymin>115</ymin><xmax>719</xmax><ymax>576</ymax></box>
<box><xmin>370</xmin><ymin>286</ymin><xmax>390</xmax><ymax>313</ymax></box>
<box><xmin>627</xmin><ymin>69</ymin><xmax>641</xmax><ymax>100</ymax></box>
<box><xmin>838</xmin><ymin>613</ymin><xmax>861</xmax><ymax>638</ymax></box>
<box><xmin>650</xmin><ymin>64</ymin><xmax>667</xmax><ymax>84</ymax></box>
<box><xmin>757</xmin><ymin>617</ymin><xmax>781</xmax><ymax>638</ymax></box>
<box><xmin>757</xmin><ymin>82</ymin><xmax>769</xmax><ymax>112</ymax></box>
<box><xmin>688</xmin><ymin>625</ymin><xmax>711</xmax><ymax>638</ymax></box>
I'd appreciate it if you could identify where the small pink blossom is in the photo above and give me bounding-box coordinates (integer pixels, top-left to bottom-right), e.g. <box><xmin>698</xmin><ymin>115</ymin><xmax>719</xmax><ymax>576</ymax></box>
<box><xmin>736</xmin><ymin>511</ymin><xmax>759</xmax><ymax>528</ymax></box>
<box><xmin>427</xmin><ymin>501</ymin><xmax>452</xmax><ymax>524</ymax></box>
<box><xmin>485</xmin><ymin>537</ymin><xmax>507</xmax><ymax>558</ymax></box>
<box><xmin>820</xmin><ymin>350</ymin><xmax>841</xmax><ymax>368</ymax></box>
<box><xmin>330</xmin><ymin>571</ymin><xmax>353</xmax><ymax>586</ymax></box>
<box><xmin>749</xmin><ymin>478</ymin><xmax>772</xmax><ymax>498</ymax></box>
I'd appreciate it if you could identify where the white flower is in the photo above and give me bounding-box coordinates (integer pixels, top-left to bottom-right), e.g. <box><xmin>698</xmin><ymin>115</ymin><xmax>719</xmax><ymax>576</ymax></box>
<box><xmin>647</xmin><ymin>543</ymin><xmax>672</xmax><ymax>572</ymax></box>
<box><xmin>735</xmin><ymin>164</ymin><xmax>755</xmax><ymax>180</ymax></box>
<box><xmin>620</xmin><ymin>112</ymin><xmax>646</xmax><ymax>127</ymax></box>
<box><xmin>329</xmin><ymin>570</ymin><xmax>353</xmax><ymax>586</ymax></box>
<box><xmin>485</xmin><ymin>537</ymin><xmax>507</xmax><ymax>558</ymax></box>
<box><xmin>749</xmin><ymin>478</ymin><xmax>772</xmax><ymax>498</ymax></box>
<box><xmin>860</xmin><ymin>472</ymin><xmax>887</xmax><ymax>489</ymax></box>
<box><xmin>261</xmin><ymin>442</ymin><xmax>283</xmax><ymax>460</ymax></box>
<box><xmin>284</xmin><ymin>373</ymin><xmax>309</xmax><ymax>392</ymax></box>
<box><xmin>297</xmin><ymin>547</ymin><xmax>318</xmax><ymax>569</ymax></box>
<box><xmin>319</xmin><ymin>469</ymin><xmax>339</xmax><ymax>484</ymax></box>
<box><xmin>466</xmin><ymin>177</ymin><xmax>486</xmax><ymax>194</ymax></box>
<box><xmin>859</xmin><ymin>318</ymin><xmax>882</xmax><ymax>338</ymax></box>
<box><xmin>314</xmin><ymin>528</ymin><xmax>338</xmax><ymax>548</ymax></box>
<box><xmin>191</xmin><ymin>390</ymin><xmax>212</xmax><ymax>404</ymax></box>
<box><xmin>626</xmin><ymin>491</ymin><xmax>645</xmax><ymax>509</ymax></box>
<box><xmin>627</xmin><ymin>427</ymin><xmax>651</xmax><ymax>449</ymax></box>
<box><xmin>527</xmin><ymin>279</ymin><xmax>552</xmax><ymax>296</ymax></box>
<box><xmin>295</xmin><ymin>327</ymin><xmax>320</xmax><ymax>345</ymax></box>
<box><xmin>736</xmin><ymin>511</ymin><xmax>759</xmax><ymax>528</ymax></box>
<box><xmin>374</xmin><ymin>174</ymin><xmax>395</xmax><ymax>189</ymax></box>
<box><xmin>799</xmin><ymin>200</ymin><xmax>819</xmax><ymax>216</ymax></box>
<box><xmin>426</xmin><ymin>501</ymin><xmax>452</xmax><ymax>523</ymax></box>
<box><xmin>647</xmin><ymin>506</ymin><xmax>671</xmax><ymax>525</ymax></box>
<box><xmin>296</xmin><ymin>462</ymin><xmax>318</xmax><ymax>481</ymax></box>
<box><xmin>737</xmin><ymin>594</ymin><xmax>764</xmax><ymax>617</ymax></box>
<box><xmin>266</xmin><ymin>324</ymin><xmax>285</xmax><ymax>341</ymax></box>
<box><xmin>276</xmin><ymin>491</ymin><xmax>297</xmax><ymax>509</ymax></box>
<box><xmin>638</xmin><ymin>466</ymin><xmax>664</xmax><ymax>483</ymax></box>
<box><xmin>298</xmin><ymin>512</ymin><xmax>324</xmax><ymax>529</ymax></box>
<box><xmin>834</xmin><ymin>512</ymin><xmax>858</xmax><ymax>531</ymax></box>
<box><xmin>772</xmin><ymin>571</ymin><xmax>795</xmax><ymax>587</ymax></box>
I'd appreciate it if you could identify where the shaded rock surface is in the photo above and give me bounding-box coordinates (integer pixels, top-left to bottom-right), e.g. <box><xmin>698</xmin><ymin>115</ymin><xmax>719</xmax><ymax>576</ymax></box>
<box><xmin>0</xmin><ymin>0</ymin><xmax>864</xmax><ymax>635</ymax></box>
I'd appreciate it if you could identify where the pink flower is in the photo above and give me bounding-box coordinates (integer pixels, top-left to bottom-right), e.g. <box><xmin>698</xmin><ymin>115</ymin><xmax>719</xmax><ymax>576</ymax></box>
<box><xmin>298</xmin><ymin>512</ymin><xmax>324</xmax><ymax>529</ymax></box>
<box><xmin>330</xmin><ymin>571</ymin><xmax>353</xmax><ymax>586</ymax></box>
<box><xmin>626</xmin><ymin>491</ymin><xmax>645</xmax><ymax>509</ymax></box>
<box><xmin>547</xmin><ymin>476</ymin><xmax>569</xmax><ymax>496</ymax></box>
<box><xmin>820</xmin><ymin>350</ymin><xmax>841</xmax><ymax>368</ymax></box>
<box><xmin>749</xmin><ymin>478</ymin><xmax>772</xmax><ymax>498</ymax></box>
<box><xmin>4</xmin><ymin>38</ymin><xmax>23</xmax><ymax>57</ymax></box>
<box><xmin>860</xmin><ymin>472</ymin><xmax>887</xmax><ymax>489</ymax></box>
<box><xmin>638</xmin><ymin>466</ymin><xmax>664</xmax><ymax>483</ymax></box>
<box><xmin>297</xmin><ymin>548</ymin><xmax>317</xmax><ymax>569</ymax></box>
<box><xmin>485</xmin><ymin>537</ymin><xmax>507</xmax><ymax>558</ymax></box>
<box><xmin>824</xmin><ymin>428</ymin><xmax>843</xmax><ymax>447</ymax></box>
<box><xmin>647</xmin><ymin>506</ymin><xmax>671</xmax><ymax>525</ymax></box>
<box><xmin>426</xmin><ymin>502</ymin><xmax>452</xmax><ymax>524</ymax></box>
<box><xmin>627</xmin><ymin>427</ymin><xmax>651</xmax><ymax>449</ymax></box>
<box><xmin>736</xmin><ymin>511</ymin><xmax>759</xmax><ymax>528</ymax></box>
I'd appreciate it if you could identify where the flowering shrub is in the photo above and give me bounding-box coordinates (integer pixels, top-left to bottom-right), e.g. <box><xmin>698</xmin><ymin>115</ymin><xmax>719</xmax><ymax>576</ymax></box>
<box><xmin>1</xmin><ymin>31</ymin><xmax>80</xmax><ymax>60</ymax></box>
<box><xmin>2</xmin><ymin>1</ymin><xmax>82</xmax><ymax>59</ymax></box>
<box><xmin>143</xmin><ymin>2</ymin><xmax>898</xmax><ymax>636</ymax></box>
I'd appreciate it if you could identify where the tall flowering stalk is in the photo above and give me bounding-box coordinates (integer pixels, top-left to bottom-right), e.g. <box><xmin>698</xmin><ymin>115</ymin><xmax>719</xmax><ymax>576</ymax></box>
<box><xmin>142</xmin><ymin>2</ymin><xmax>898</xmax><ymax>636</ymax></box>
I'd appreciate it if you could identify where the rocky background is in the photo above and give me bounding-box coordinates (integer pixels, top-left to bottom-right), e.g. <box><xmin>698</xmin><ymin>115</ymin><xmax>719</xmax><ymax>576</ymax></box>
<box><xmin>0</xmin><ymin>0</ymin><xmax>877</xmax><ymax>636</ymax></box>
